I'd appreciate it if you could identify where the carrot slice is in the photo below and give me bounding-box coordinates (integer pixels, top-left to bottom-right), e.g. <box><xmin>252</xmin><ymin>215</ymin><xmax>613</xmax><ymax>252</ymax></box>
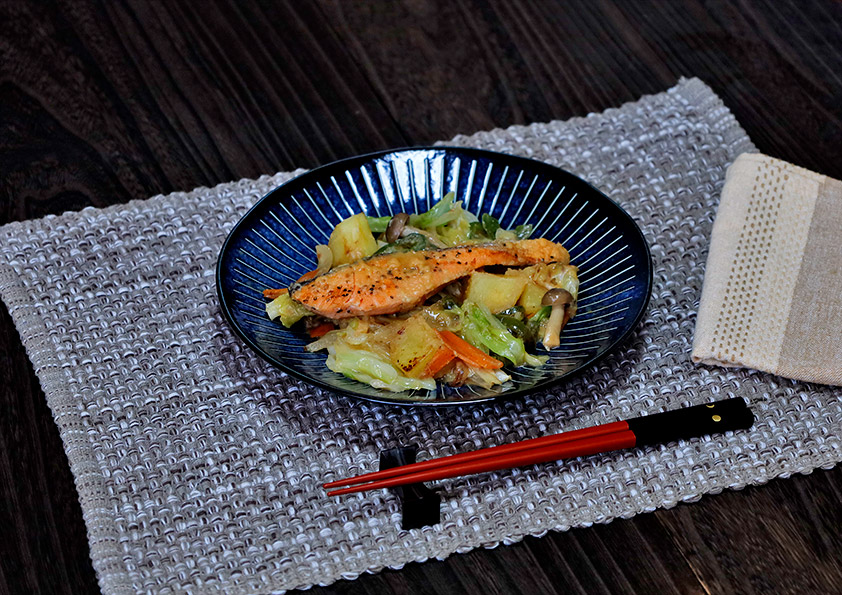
<box><xmin>263</xmin><ymin>288</ymin><xmax>288</xmax><ymax>299</ymax></box>
<box><xmin>297</xmin><ymin>269</ymin><xmax>319</xmax><ymax>283</ymax></box>
<box><xmin>308</xmin><ymin>322</ymin><xmax>335</xmax><ymax>338</ymax></box>
<box><xmin>424</xmin><ymin>346</ymin><xmax>456</xmax><ymax>377</ymax></box>
<box><xmin>438</xmin><ymin>330</ymin><xmax>503</xmax><ymax>370</ymax></box>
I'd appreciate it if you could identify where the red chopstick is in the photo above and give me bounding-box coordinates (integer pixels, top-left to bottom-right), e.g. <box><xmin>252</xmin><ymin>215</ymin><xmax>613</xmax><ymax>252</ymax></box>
<box><xmin>323</xmin><ymin>420</ymin><xmax>629</xmax><ymax>490</ymax></box>
<box><xmin>324</xmin><ymin>397</ymin><xmax>754</xmax><ymax>497</ymax></box>
<box><xmin>326</xmin><ymin>430</ymin><xmax>636</xmax><ymax>496</ymax></box>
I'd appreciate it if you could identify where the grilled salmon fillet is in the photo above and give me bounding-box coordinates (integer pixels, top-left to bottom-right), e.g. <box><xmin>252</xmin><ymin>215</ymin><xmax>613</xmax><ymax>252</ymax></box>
<box><xmin>289</xmin><ymin>239</ymin><xmax>569</xmax><ymax>318</ymax></box>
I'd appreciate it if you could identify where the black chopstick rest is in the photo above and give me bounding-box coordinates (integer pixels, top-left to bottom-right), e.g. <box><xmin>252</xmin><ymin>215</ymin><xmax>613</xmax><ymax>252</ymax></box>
<box><xmin>379</xmin><ymin>446</ymin><xmax>441</xmax><ymax>530</ymax></box>
<box><xmin>627</xmin><ymin>397</ymin><xmax>754</xmax><ymax>447</ymax></box>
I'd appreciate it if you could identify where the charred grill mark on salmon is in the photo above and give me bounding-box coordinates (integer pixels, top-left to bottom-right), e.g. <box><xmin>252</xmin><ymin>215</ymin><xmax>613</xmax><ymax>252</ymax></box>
<box><xmin>289</xmin><ymin>239</ymin><xmax>569</xmax><ymax>318</ymax></box>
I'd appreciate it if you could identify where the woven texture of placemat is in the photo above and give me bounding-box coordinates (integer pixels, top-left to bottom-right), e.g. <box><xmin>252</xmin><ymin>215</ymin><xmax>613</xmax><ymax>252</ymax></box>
<box><xmin>2</xmin><ymin>78</ymin><xmax>841</xmax><ymax>595</ymax></box>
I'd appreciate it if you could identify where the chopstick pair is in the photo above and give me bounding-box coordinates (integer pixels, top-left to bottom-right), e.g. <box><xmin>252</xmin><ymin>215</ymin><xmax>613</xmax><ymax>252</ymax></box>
<box><xmin>324</xmin><ymin>397</ymin><xmax>754</xmax><ymax>496</ymax></box>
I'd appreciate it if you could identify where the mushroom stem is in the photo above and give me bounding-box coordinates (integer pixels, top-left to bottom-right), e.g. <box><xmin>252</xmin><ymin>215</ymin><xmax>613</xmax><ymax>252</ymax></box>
<box><xmin>541</xmin><ymin>304</ymin><xmax>566</xmax><ymax>348</ymax></box>
<box><xmin>539</xmin><ymin>287</ymin><xmax>574</xmax><ymax>348</ymax></box>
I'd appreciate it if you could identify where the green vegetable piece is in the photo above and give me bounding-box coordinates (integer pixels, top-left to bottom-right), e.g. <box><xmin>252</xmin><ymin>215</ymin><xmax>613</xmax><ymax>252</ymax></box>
<box><xmin>527</xmin><ymin>305</ymin><xmax>552</xmax><ymax>341</ymax></box>
<box><xmin>462</xmin><ymin>301</ymin><xmax>544</xmax><ymax>366</ymax></box>
<box><xmin>551</xmin><ymin>265</ymin><xmax>580</xmax><ymax>300</ymax></box>
<box><xmin>412</xmin><ymin>192</ymin><xmax>458</xmax><ymax>229</ymax></box>
<box><xmin>469</xmin><ymin>221</ymin><xmax>488</xmax><ymax>239</ymax></box>
<box><xmin>366</xmin><ymin>215</ymin><xmax>391</xmax><ymax>233</ymax></box>
<box><xmin>459</xmin><ymin>318</ymin><xmax>490</xmax><ymax>356</ymax></box>
<box><xmin>438</xmin><ymin>296</ymin><xmax>460</xmax><ymax>310</ymax></box>
<box><xmin>266</xmin><ymin>293</ymin><xmax>312</xmax><ymax>327</ymax></box>
<box><xmin>495</xmin><ymin>314</ymin><xmax>529</xmax><ymax>341</ymax></box>
<box><xmin>372</xmin><ymin>232</ymin><xmax>431</xmax><ymax>256</ymax></box>
<box><xmin>481</xmin><ymin>213</ymin><xmax>501</xmax><ymax>239</ymax></box>
<box><xmin>529</xmin><ymin>305</ymin><xmax>552</xmax><ymax>324</ymax></box>
<box><xmin>514</xmin><ymin>223</ymin><xmax>533</xmax><ymax>239</ymax></box>
<box><xmin>498</xmin><ymin>305</ymin><xmax>526</xmax><ymax>320</ymax></box>
<box><xmin>327</xmin><ymin>342</ymin><xmax>436</xmax><ymax>392</ymax></box>
<box><xmin>403</xmin><ymin>233</ymin><xmax>431</xmax><ymax>249</ymax></box>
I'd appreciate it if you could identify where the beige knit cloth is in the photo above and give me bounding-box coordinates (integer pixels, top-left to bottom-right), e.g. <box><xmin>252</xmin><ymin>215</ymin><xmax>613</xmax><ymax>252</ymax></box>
<box><xmin>692</xmin><ymin>153</ymin><xmax>842</xmax><ymax>385</ymax></box>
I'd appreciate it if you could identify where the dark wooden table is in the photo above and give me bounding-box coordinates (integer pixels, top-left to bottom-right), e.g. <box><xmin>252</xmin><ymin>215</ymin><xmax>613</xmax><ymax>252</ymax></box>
<box><xmin>2</xmin><ymin>1</ymin><xmax>841</xmax><ymax>593</ymax></box>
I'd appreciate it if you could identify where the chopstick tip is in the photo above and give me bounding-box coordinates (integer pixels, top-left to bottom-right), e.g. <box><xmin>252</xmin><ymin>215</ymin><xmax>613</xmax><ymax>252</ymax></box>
<box><xmin>325</xmin><ymin>486</ymin><xmax>356</xmax><ymax>497</ymax></box>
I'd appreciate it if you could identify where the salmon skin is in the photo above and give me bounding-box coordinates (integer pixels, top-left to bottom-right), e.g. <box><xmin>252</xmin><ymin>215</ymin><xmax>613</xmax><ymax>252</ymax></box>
<box><xmin>289</xmin><ymin>239</ymin><xmax>569</xmax><ymax>319</ymax></box>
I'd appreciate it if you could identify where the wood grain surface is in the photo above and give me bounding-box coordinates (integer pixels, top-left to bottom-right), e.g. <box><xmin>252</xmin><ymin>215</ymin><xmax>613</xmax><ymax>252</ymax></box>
<box><xmin>1</xmin><ymin>1</ymin><xmax>841</xmax><ymax>593</ymax></box>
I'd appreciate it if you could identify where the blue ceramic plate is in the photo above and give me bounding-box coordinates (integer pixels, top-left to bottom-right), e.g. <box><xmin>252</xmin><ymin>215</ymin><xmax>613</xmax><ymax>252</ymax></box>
<box><xmin>217</xmin><ymin>147</ymin><xmax>651</xmax><ymax>406</ymax></box>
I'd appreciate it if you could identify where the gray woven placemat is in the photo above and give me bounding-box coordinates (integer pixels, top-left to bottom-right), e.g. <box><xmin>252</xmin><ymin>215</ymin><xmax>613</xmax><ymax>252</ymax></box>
<box><xmin>2</xmin><ymin>78</ymin><xmax>841</xmax><ymax>595</ymax></box>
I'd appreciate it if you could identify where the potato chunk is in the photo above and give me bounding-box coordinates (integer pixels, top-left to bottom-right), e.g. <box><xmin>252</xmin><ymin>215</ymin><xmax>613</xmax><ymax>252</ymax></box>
<box><xmin>329</xmin><ymin>213</ymin><xmax>378</xmax><ymax>266</ymax></box>
<box><xmin>391</xmin><ymin>315</ymin><xmax>450</xmax><ymax>378</ymax></box>
<box><xmin>464</xmin><ymin>272</ymin><xmax>528</xmax><ymax>313</ymax></box>
<box><xmin>518</xmin><ymin>282</ymin><xmax>547</xmax><ymax>317</ymax></box>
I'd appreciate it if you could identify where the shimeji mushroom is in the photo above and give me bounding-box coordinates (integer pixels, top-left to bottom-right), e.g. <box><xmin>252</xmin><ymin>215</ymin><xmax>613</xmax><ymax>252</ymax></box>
<box><xmin>384</xmin><ymin>213</ymin><xmax>410</xmax><ymax>242</ymax></box>
<box><xmin>541</xmin><ymin>288</ymin><xmax>574</xmax><ymax>348</ymax></box>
